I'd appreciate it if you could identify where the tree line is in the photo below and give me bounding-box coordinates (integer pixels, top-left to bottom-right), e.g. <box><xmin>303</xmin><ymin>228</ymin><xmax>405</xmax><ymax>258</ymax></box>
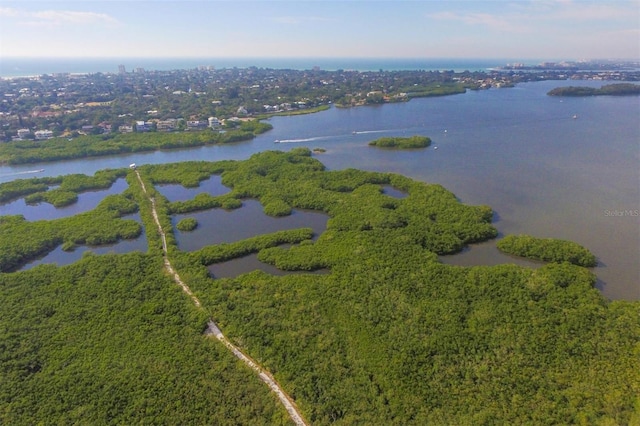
<box><xmin>368</xmin><ymin>135</ymin><xmax>432</xmax><ymax>149</ymax></box>
<box><xmin>548</xmin><ymin>83</ymin><xmax>640</xmax><ymax>96</ymax></box>
<box><xmin>0</xmin><ymin>120</ymin><xmax>272</xmax><ymax>165</ymax></box>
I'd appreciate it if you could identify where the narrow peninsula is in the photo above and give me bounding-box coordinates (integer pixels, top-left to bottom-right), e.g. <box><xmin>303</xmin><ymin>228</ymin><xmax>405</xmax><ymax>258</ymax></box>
<box><xmin>497</xmin><ymin>234</ymin><xmax>597</xmax><ymax>267</ymax></box>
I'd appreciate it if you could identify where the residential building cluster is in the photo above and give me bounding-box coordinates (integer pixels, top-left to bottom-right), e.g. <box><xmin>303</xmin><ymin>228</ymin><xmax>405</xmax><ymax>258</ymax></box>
<box><xmin>1</xmin><ymin>60</ymin><xmax>638</xmax><ymax>142</ymax></box>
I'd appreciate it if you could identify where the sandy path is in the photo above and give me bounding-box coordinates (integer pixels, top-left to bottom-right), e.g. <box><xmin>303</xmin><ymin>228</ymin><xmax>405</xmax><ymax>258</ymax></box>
<box><xmin>134</xmin><ymin>170</ymin><xmax>308</xmax><ymax>425</ymax></box>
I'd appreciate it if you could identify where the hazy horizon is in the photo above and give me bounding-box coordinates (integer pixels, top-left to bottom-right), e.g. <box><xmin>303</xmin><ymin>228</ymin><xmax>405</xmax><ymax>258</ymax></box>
<box><xmin>5</xmin><ymin>56</ymin><xmax>637</xmax><ymax>79</ymax></box>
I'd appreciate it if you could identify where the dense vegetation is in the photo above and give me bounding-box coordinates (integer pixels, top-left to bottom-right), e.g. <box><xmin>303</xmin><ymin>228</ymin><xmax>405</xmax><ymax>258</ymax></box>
<box><xmin>0</xmin><ymin>120</ymin><xmax>272</xmax><ymax>165</ymax></box>
<box><xmin>3</xmin><ymin>62</ymin><xmax>638</xmax><ymax>140</ymax></box>
<box><xmin>255</xmin><ymin>105</ymin><xmax>331</xmax><ymax>119</ymax></box>
<box><xmin>182</xmin><ymin>229</ymin><xmax>315</xmax><ymax>267</ymax></box>
<box><xmin>176</xmin><ymin>217</ymin><xmax>198</xmax><ymax>232</ymax></box>
<box><xmin>0</xmin><ymin>169</ymin><xmax>142</xmax><ymax>271</ymax></box>
<box><xmin>368</xmin><ymin>135</ymin><xmax>432</xmax><ymax>149</ymax></box>
<box><xmin>497</xmin><ymin>234</ymin><xmax>598</xmax><ymax>267</ymax></box>
<box><xmin>25</xmin><ymin>169</ymin><xmax>125</xmax><ymax>207</ymax></box>
<box><xmin>403</xmin><ymin>82</ymin><xmax>469</xmax><ymax>98</ymax></box>
<box><xmin>0</xmin><ymin>176</ymin><xmax>60</xmax><ymax>203</ymax></box>
<box><xmin>0</xmin><ymin>193</ymin><xmax>141</xmax><ymax>272</ymax></box>
<box><xmin>0</xmin><ymin>254</ymin><xmax>293</xmax><ymax>424</ymax></box>
<box><xmin>0</xmin><ymin>66</ymin><xmax>554</xmax><ymax>138</ymax></box>
<box><xmin>547</xmin><ymin>83</ymin><xmax>640</xmax><ymax>96</ymax></box>
<box><xmin>0</xmin><ymin>169</ymin><xmax>126</xmax><ymax>205</ymax></box>
<box><xmin>1</xmin><ymin>149</ymin><xmax>638</xmax><ymax>424</ymax></box>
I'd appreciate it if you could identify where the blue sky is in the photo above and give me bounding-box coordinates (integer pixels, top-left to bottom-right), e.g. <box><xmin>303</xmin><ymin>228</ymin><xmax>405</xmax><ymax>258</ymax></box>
<box><xmin>1</xmin><ymin>1</ymin><xmax>638</xmax><ymax>59</ymax></box>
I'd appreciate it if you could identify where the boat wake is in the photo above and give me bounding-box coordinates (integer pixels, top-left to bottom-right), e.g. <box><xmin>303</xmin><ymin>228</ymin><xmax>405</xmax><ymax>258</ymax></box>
<box><xmin>352</xmin><ymin>129</ymin><xmax>392</xmax><ymax>135</ymax></box>
<box><xmin>273</xmin><ymin>129</ymin><xmax>396</xmax><ymax>144</ymax></box>
<box><xmin>275</xmin><ymin>136</ymin><xmax>330</xmax><ymax>144</ymax></box>
<box><xmin>0</xmin><ymin>169</ymin><xmax>44</xmax><ymax>178</ymax></box>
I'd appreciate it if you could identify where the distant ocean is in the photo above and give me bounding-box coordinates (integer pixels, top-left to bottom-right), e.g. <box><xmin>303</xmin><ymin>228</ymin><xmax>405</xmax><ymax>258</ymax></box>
<box><xmin>0</xmin><ymin>57</ymin><xmax>532</xmax><ymax>77</ymax></box>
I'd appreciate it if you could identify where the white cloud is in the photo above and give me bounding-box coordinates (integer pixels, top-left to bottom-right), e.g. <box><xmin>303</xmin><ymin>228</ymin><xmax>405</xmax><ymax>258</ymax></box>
<box><xmin>33</xmin><ymin>10</ymin><xmax>118</xmax><ymax>26</ymax></box>
<box><xmin>428</xmin><ymin>11</ymin><xmax>531</xmax><ymax>33</ymax></box>
<box><xmin>428</xmin><ymin>1</ymin><xmax>639</xmax><ymax>36</ymax></box>
<box><xmin>509</xmin><ymin>0</ymin><xmax>636</xmax><ymax>22</ymax></box>
<box><xmin>425</xmin><ymin>1</ymin><xmax>639</xmax><ymax>59</ymax></box>
<box><xmin>0</xmin><ymin>7</ymin><xmax>21</xmax><ymax>17</ymax></box>
<box><xmin>1</xmin><ymin>7</ymin><xmax>119</xmax><ymax>28</ymax></box>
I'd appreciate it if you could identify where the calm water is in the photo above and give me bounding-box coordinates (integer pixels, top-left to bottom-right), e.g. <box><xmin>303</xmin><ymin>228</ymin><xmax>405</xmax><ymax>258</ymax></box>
<box><xmin>20</xmin><ymin>213</ymin><xmax>147</xmax><ymax>270</ymax></box>
<box><xmin>440</xmin><ymin>240</ymin><xmax>546</xmax><ymax>269</ymax></box>
<box><xmin>0</xmin><ymin>178</ymin><xmax>128</xmax><ymax>220</ymax></box>
<box><xmin>173</xmin><ymin>199</ymin><xmax>328</xmax><ymax>252</ymax></box>
<box><xmin>1</xmin><ymin>80</ymin><xmax>638</xmax><ymax>299</ymax></box>
<box><xmin>157</xmin><ymin>176</ymin><xmax>229</xmax><ymax>202</ymax></box>
<box><xmin>0</xmin><ymin>181</ymin><xmax>146</xmax><ymax>271</ymax></box>
<box><xmin>208</xmin><ymin>253</ymin><xmax>330</xmax><ymax>279</ymax></box>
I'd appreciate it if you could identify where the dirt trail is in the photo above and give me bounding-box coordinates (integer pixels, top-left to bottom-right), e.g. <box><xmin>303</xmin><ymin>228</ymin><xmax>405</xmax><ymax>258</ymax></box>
<box><xmin>134</xmin><ymin>170</ymin><xmax>308</xmax><ymax>426</ymax></box>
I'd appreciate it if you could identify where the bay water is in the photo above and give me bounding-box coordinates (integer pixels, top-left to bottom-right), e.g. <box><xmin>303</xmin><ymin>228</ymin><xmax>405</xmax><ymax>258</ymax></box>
<box><xmin>1</xmin><ymin>80</ymin><xmax>638</xmax><ymax>300</ymax></box>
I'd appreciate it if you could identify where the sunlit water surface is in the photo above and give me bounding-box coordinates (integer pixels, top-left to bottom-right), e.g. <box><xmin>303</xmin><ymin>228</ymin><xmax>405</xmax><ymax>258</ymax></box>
<box><xmin>1</xmin><ymin>80</ymin><xmax>638</xmax><ymax>299</ymax></box>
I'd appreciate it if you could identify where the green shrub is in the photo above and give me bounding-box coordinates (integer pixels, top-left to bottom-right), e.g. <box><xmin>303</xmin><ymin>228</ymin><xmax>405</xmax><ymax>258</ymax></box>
<box><xmin>369</xmin><ymin>135</ymin><xmax>431</xmax><ymax>149</ymax></box>
<box><xmin>176</xmin><ymin>218</ymin><xmax>198</xmax><ymax>232</ymax></box>
<box><xmin>497</xmin><ymin>234</ymin><xmax>597</xmax><ymax>267</ymax></box>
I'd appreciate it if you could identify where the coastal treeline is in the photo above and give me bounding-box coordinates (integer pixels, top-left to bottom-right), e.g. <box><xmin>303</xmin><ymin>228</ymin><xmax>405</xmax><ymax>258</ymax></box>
<box><xmin>5</xmin><ymin>60</ymin><xmax>637</xmax><ymax>141</ymax></box>
<box><xmin>1</xmin><ymin>149</ymin><xmax>638</xmax><ymax>424</ymax></box>
<box><xmin>403</xmin><ymin>82</ymin><xmax>470</xmax><ymax>98</ymax></box>
<box><xmin>0</xmin><ymin>120</ymin><xmax>272</xmax><ymax>165</ymax></box>
<box><xmin>0</xmin><ymin>66</ymin><xmax>529</xmax><ymax>139</ymax></box>
<box><xmin>547</xmin><ymin>83</ymin><xmax>640</xmax><ymax>96</ymax></box>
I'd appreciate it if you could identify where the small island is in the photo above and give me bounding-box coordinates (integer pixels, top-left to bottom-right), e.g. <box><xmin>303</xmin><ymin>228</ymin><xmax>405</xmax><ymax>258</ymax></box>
<box><xmin>547</xmin><ymin>83</ymin><xmax>640</xmax><ymax>97</ymax></box>
<box><xmin>176</xmin><ymin>218</ymin><xmax>198</xmax><ymax>232</ymax></box>
<box><xmin>368</xmin><ymin>135</ymin><xmax>432</xmax><ymax>149</ymax></box>
<box><xmin>497</xmin><ymin>234</ymin><xmax>597</xmax><ymax>267</ymax></box>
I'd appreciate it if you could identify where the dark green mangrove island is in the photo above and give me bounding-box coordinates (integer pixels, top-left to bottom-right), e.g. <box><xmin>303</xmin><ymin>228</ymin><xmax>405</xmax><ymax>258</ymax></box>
<box><xmin>176</xmin><ymin>217</ymin><xmax>198</xmax><ymax>232</ymax></box>
<box><xmin>497</xmin><ymin>234</ymin><xmax>597</xmax><ymax>267</ymax></box>
<box><xmin>368</xmin><ymin>135</ymin><xmax>432</xmax><ymax>149</ymax></box>
<box><xmin>1</xmin><ymin>148</ymin><xmax>638</xmax><ymax>424</ymax></box>
<box><xmin>547</xmin><ymin>83</ymin><xmax>640</xmax><ymax>97</ymax></box>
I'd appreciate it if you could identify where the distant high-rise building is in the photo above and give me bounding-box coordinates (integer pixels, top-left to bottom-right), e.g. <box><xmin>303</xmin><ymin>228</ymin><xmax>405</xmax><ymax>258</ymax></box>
<box><xmin>118</xmin><ymin>64</ymin><xmax>126</xmax><ymax>74</ymax></box>
<box><xmin>135</xmin><ymin>67</ymin><xmax>145</xmax><ymax>74</ymax></box>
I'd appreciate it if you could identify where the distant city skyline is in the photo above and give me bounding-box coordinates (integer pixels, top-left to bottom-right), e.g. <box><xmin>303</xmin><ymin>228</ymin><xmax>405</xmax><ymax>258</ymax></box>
<box><xmin>1</xmin><ymin>1</ymin><xmax>638</xmax><ymax>60</ymax></box>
